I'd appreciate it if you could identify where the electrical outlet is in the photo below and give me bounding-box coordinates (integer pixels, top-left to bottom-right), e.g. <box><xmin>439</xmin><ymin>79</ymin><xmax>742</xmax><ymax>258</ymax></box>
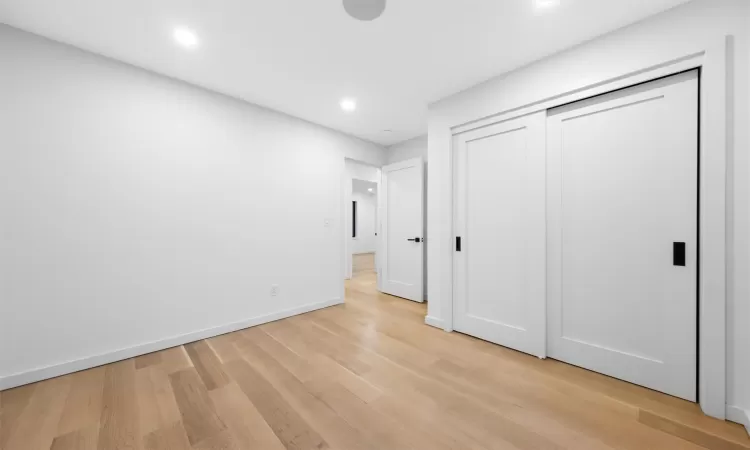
<box><xmin>270</xmin><ymin>285</ymin><xmax>280</xmax><ymax>297</ymax></box>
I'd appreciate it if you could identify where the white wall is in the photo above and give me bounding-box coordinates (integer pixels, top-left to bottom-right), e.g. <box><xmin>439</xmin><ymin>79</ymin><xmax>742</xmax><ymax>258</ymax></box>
<box><xmin>386</xmin><ymin>135</ymin><xmax>428</xmax><ymax>164</ymax></box>
<box><xmin>0</xmin><ymin>24</ymin><xmax>386</xmax><ymax>389</ymax></box>
<box><xmin>346</xmin><ymin>158</ymin><xmax>381</xmax><ymax>183</ymax></box>
<box><xmin>428</xmin><ymin>0</ymin><xmax>749</xmax><ymax>418</ymax></box>
<box><xmin>352</xmin><ymin>187</ymin><xmax>377</xmax><ymax>254</ymax></box>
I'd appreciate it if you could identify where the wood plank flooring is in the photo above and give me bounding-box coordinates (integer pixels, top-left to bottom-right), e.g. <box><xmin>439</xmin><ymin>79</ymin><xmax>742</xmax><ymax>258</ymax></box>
<box><xmin>2</xmin><ymin>271</ymin><xmax>749</xmax><ymax>450</ymax></box>
<box><xmin>352</xmin><ymin>252</ymin><xmax>375</xmax><ymax>274</ymax></box>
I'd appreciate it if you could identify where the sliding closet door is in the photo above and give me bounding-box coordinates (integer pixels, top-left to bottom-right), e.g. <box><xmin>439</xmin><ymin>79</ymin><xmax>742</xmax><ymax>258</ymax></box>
<box><xmin>453</xmin><ymin>112</ymin><xmax>546</xmax><ymax>358</ymax></box>
<box><xmin>546</xmin><ymin>71</ymin><xmax>698</xmax><ymax>400</ymax></box>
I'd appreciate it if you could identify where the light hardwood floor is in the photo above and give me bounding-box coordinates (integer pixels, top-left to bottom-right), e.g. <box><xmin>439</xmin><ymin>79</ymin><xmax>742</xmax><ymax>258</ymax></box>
<box><xmin>352</xmin><ymin>252</ymin><xmax>375</xmax><ymax>275</ymax></box>
<box><xmin>2</xmin><ymin>271</ymin><xmax>749</xmax><ymax>450</ymax></box>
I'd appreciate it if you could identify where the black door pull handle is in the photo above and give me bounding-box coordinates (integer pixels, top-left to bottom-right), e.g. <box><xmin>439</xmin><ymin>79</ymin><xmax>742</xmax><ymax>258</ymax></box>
<box><xmin>673</xmin><ymin>242</ymin><xmax>686</xmax><ymax>266</ymax></box>
<box><xmin>407</xmin><ymin>237</ymin><xmax>422</xmax><ymax>243</ymax></box>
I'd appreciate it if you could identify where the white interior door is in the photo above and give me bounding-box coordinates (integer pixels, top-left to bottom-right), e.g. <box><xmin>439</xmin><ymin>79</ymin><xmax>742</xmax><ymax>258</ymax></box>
<box><xmin>453</xmin><ymin>113</ymin><xmax>546</xmax><ymax>358</ymax></box>
<box><xmin>547</xmin><ymin>71</ymin><xmax>698</xmax><ymax>401</ymax></box>
<box><xmin>381</xmin><ymin>158</ymin><xmax>424</xmax><ymax>302</ymax></box>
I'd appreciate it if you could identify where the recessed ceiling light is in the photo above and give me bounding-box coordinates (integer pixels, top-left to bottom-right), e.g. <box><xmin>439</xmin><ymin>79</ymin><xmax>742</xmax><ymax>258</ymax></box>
<box><xmin>340</xmin><ymin>98</ymin><xmax>357</xmax><ymax>112</ymax></box>
<box><xmin>368</xmin><ymin>188</ymin><xmax>374</xmax><ymax>192</ymax></box>
<box><xmin>173</xmin><ymin>27</ymin><xmax>199</xmax><ymax>49</ymax></box>
<box><xmin>535</xmin><ymin>0</ymin><xmax>560</xmax><ymax>9</ymax></box>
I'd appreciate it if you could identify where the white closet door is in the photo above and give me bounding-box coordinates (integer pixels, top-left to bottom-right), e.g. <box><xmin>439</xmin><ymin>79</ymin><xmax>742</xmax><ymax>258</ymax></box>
<box><xmin>381</xmin><ymin>158</ymin><xmax>424</xmax><ymax>302</ymax></box>
<box><xmin>453</xmin><ymin>112</ymin><xmax>546</xmax><ymax>358</ymax></box>
<box><xmin>547</xmin><ymin>71</ymin><xmax>698</xmax><ymax>401</ymax></box>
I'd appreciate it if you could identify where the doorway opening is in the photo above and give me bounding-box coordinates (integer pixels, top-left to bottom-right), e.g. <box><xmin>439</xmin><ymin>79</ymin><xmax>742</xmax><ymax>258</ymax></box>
<box><xmin>343</xmin><ymin>158</ymin><xmax>382</xmax><ymax>296</ymax></box>
<box><xmin>343</xmin><ymin>157</ymin><xmax>425</xmax><ymax>304</ymax></box>
<box><xmin>351</xmin><ymin>179</ymin><xmax>378</xmax><ymax>278</ymax></box>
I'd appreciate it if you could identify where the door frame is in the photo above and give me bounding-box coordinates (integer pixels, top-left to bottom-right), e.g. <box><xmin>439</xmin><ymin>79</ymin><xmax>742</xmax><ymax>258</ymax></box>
<box><xmin>439</xmin><ymin>38</ymin><xmax>728</xmax><ymax>419</ymax></box>
<box><xmin>342</xmin><ymin>158</ymin><xmax>381</xmax><ymax>299</ymax></box>
<box><xmin>381</xmin><ymin>157</ymin><xmax>425</xmax><ymax>302</ymax></box>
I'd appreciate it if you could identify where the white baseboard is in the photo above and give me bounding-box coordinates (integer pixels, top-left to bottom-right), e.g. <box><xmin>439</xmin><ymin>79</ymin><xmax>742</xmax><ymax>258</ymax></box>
<box><xmin>0</xmin><ymin>298</ymin><xmax>342</xmax><ymax>391</ymax></box>
<box><xmin>726</xmin><ymin>405</ymin><xmax>750</xmax><ymax>435</ymax></box>
<box><xmin>424</xmin><ymin>315</ymin><xmax>444</xmax><ymax>329</ymax></box>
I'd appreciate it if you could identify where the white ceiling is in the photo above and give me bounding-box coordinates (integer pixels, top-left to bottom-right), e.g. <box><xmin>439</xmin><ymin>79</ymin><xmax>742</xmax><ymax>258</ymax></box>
<box><xmin>0</xmin><ymin>0</ymin><xmax>691</xmax><ymax>146</ymax></box>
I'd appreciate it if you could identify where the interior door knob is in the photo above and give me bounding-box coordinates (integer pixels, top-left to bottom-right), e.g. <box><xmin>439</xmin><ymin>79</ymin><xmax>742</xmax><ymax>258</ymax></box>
<box><xmin>407</xmin><ymin>237</ymin><xmax>422</xmax><ymax>243</ymax></box>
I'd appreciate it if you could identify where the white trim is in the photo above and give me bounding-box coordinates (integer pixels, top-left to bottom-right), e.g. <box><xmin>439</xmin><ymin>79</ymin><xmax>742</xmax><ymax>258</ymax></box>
<box><xmin>726</xmin><ymin>405</ymin><xmax>750</xmax><ymax>435</ymax></box>
<box><xmin>452</xmin><ymin>53</ymin><xmax>705</xmax><ymax>136</ymax></box>
<box><xmin>695</xmin><ymin>37</ymin><xmax>728</xmax><ymax>420</ymax></box>
<box><xmin>0</xmin><ymin>298</ymin><xmax>342</xmax><ymax>391</ymax></box>
<box><xmin>382</xmin><ymin>157</ymin><xmax>425</xmax><ymax>172</ymax></box>
<box><xmin>377</xmin><ymin>169</ymin><xmax>384</xmax><ymax>293</ymax></box>
<box><xmin>425</xmin><ymin>315</ymin><xmax>446</xmax><ymax>329</ymax></box>
<box><xmin>343</xmin><ymin>160</ymin><xmax>354</xmax><ymax>282</ymax></box>
<box><xmin>432</xmin><ymin>37</ymin><xmax>729</xmax><ymax>419</ymax></box>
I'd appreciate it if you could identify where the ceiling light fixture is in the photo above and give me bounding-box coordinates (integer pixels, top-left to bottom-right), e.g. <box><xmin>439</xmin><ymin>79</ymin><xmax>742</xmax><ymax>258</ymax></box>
<box><xmin>368</xmin><ymin>188</ymin><xmax>374</xmax><ymax>192</ymax></box>
<box><xmin>173</xmin><ymin>27</ymin><xmax>199</xmax><ymax>49</ymax></box>
<box><xmin>535</xmin><ymin>0</ymin><xmax>560</xmax><ymax>9</ymax></box>
<box><xmin>340</xmin><ymin>98</ymin><xmax>357</xmax><ymax>112</ymax></box>
<box><xmin>343</xmin><ymin>0</ymin><xmax>387</xmax><ymax>21</ymax></box>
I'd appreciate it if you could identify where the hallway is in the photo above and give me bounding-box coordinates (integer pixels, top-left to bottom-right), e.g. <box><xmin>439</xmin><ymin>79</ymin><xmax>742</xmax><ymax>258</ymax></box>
<box><xmin>352</xmin><ymin>252</ymin><xmax>376</xmax><ymax>276</ymax></box>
